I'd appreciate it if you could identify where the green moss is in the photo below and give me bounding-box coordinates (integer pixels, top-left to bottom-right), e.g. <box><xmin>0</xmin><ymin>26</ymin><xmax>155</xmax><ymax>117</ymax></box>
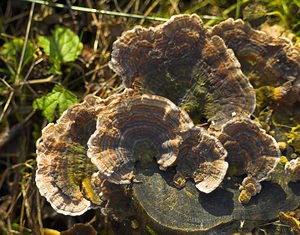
<box><xmin>287</xmin><ymin>125</ymin><xmax>300</xmax><ymax>153</ymax></box>
<box><xmin>255</xmin><ymin>86</ymin><xmax>274</xmax><ymax>112</ymax></box>
<box><xmin>133</xmin><ymin>140</ymin><xmax>158</xmax><ymax>164</ymax></box>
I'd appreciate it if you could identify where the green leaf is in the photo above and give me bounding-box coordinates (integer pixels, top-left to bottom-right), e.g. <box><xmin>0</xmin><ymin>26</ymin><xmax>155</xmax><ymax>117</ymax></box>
<box><xmin>38</xmin><ymin>26</ymin><xmax>83</xmax><ymax>74</ymax></box>
<box><xmin>33</xmin><ymin>85</ymin><xmax>78</xmax><ymax>122</ymax></box>
<box><xmin>0</xmin><ymin>38</ymin><xmax>35</xmax><ymax>76</ymax></box>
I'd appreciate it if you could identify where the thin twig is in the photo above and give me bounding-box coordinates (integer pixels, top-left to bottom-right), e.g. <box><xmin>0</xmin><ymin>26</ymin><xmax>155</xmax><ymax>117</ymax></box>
<box><xmin>132</xmin><ymin>0</ymin><xmax>141</xmax><ymax>13</ymax></box>
<box><xmin>13</xmin><ymin>75</ymin><xmax>55</xmax><ymax>86</ymax></box>
<box><xmin>22</xmin><ymin>58</ymin><xmax>45</xmax><ymax>83</ymax></box>
<box><xmin>139</xmin><ymin>0</ymin><xmax>160</xmax><ymax>24</ymax></box>
<box><xmin>0</xmin><ymin>33</ymin><xmax>19</xmax><ymax>40</ymax></box>
<box><xmin>0</xmin><ymin>78</ymin><xmax>14</xmax><ymax>122</ymax></box>
<box><xmin>169</xmin><ymin>0</ymin><xmax>180</xmax><ymax>15</ymax></box>
<box><xmin>65</xmin><ymin>0</ymin><xmax>76</xmax><ymax>21</ymax></box>
<box><xmin>15</xmin><ymin>2</ymin><xmax>35</xmax><ymax>82</ymax></box>
<box><xmin>0</xmin><ymin>110</ymin><xmax>36</xmax><ymax>150</ymax></box>
<box><xmin>4</xmin><ymin>11</ymin><xmax>30</xmax><ymax>24</ymax></box>
<box><xmin>6</xmin><ymin>191</ymin><xmax>22</xmax><ymax>220</ymax></box>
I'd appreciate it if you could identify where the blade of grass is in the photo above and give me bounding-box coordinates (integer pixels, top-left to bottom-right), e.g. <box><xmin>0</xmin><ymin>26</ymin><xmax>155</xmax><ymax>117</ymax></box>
<box><xmin>21</xmin><ymin>0</ymin><xmax>223</xmax><ymax>22</ymax></box>
<box><xmin>235</xmin><ymin>0</ymin><xmax>242</xmax><ymax>19</ymax></box>
<box><xmin>21</xmin><ymin>0</ymin><xmax>168</xmax><ymax>22</ymax></box>
<box><xmin>223</xmin><ymin>0</ymin><xmax>249</xmax><ymax>18</ymax></box>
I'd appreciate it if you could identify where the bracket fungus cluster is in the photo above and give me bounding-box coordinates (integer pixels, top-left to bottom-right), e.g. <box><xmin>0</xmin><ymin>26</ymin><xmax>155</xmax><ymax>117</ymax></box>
<box><xmin>36</xmin><ymin>13</ymin><xmax>300</xmax><ymax>234</ymax></box>
<box><xmin>109</xmin><ymin>14</ymin><xmax>280</xmax><ymax>200</ymax></box>
<box><xmin>36</xmin><ymin>89</ymin><xmax>229</xmax><ymax>215</ymax></box>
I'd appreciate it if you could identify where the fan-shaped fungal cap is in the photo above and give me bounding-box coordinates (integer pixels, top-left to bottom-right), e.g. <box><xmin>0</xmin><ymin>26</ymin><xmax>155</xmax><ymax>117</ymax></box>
<box><xmin>110</xmin><ymin>14</ymin><xmax>256</xmax><ymax>127</ymax></box>
<box><xmin>210</xmin><ymin>18</ymin><xmax>300</xmax><ymax>89</ymax></box>
<box><xmin>217</xmin><ymin>117</ymin><xmax>280</xmax><ymax>202</ymax></box>
<box><xmin>87</xmin><ymin>90</ymin><xmax>194</xmax><ymax>184</ymax></box>
<box><xmin>285</xmin><ymin>157</ymin><xmax>300</xmax><ymax>182</ymax></box>
<box><xmin>217</xmin><ymin>117</ymin><xmax>280</xmax><ymax>179</ymax></box>
<box><xmin>173</xmin><ymin>126</ymin><xmax>228</xmax><ymax>193</ymax></box>
<box><xmin>35</xmin><ymin>95</ymin><xmax>106</xmax><ymax>215</ymax></box>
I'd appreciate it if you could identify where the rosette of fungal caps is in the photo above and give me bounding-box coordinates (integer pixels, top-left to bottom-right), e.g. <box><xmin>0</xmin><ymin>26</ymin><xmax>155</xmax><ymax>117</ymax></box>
<box><xmin>36</xmin><ymin>89</ymin><xmax>229</xmax><ymax>216</ymax></box>
<box><xmin>36</xmin><ymin>14</ymin><xmax>300</xmax><ymax>235</ymax></box>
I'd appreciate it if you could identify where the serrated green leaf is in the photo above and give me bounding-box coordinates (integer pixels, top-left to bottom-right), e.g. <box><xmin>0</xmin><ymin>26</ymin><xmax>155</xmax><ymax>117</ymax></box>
<box><xmin>38</xmin><ymin>26</ymin><xmax>83</xmax><ymax>74</ymax></box>
<box><xmin>37</xmin><ymin>36</ymin><xmax>50</xmax><ymax>55</ymax></box>
<box><xmin>33</xmin><ymin>85</ymin><xmax>78</xmax><ymax>122</ymax></box>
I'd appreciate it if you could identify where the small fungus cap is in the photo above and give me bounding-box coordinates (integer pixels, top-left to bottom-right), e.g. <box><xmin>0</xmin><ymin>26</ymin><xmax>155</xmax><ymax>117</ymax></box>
<box><xmin>217</xmin><ymin>117</ymin><xmax>280</xmax><ymax>203</ymax></box>
<box><xmin>210</xmin><ymin>18</ymin><xmax>300</xmax><ymax>91</ymax></box>
<box><xmin>238</xmin><ymin>176</ymin><xmax>262</xmax><ymax>204</ymax></box>
<box><xmin>218</xmin><ymin>117</ymin><xmax>280</xmax><ymax>181</ymax></box>
<box><xmin>174</xmin><ymin>126</ymin><xmax>228</xmax><ymax>193</ymax></box>
<box><xmin>87</xmin><ymin>89</ymin><xmax>194</xmax><ymax>184</ymax></box>
<box><xmin>35</xmin><ymin>95</ymin><xmax>106</xmax><ymax>215</ymax></box>
<box><xmin>217</xmin><ymin>118</ymin><xmax>280</xmax><ymax>204</ymax></box>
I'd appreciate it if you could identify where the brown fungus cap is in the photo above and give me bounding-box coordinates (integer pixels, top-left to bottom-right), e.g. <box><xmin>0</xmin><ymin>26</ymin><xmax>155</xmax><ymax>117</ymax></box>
<box><xmin>210</xmin><ymin>18</ymin><xmax>300</xmax><ymax>93</ymax></box>
<box><xmin>217</xmin><ymin>117</ymin><xmax>280</xmax><ymax>202</ymax></box>
<box><xmin>35</xmin><ymin>95</ymin><xmax>107</xmax><ymax>216</ymax></box>
<box><xmin>87</xmin><ymin>90</ymin><xmax>228</xmax><ymax>193</ymax></box>
<box><xmin>174</xmin><ymin>126</ymin><xmax>228</xmax><ymax>193</ymax></box>
<box><xmin>87</xmin><ymin>89</ymin><xmax>195</xmax><ymax>184</ymax></box>
<box><xmin>110</xmin><ymin>14</ymin><xmax>256</xmax><ymax>127</ymax></box>
<box><xmin>217</xmin><ymin>117</ymin><xmax>280</xmax><ymax>179</ymax></box>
